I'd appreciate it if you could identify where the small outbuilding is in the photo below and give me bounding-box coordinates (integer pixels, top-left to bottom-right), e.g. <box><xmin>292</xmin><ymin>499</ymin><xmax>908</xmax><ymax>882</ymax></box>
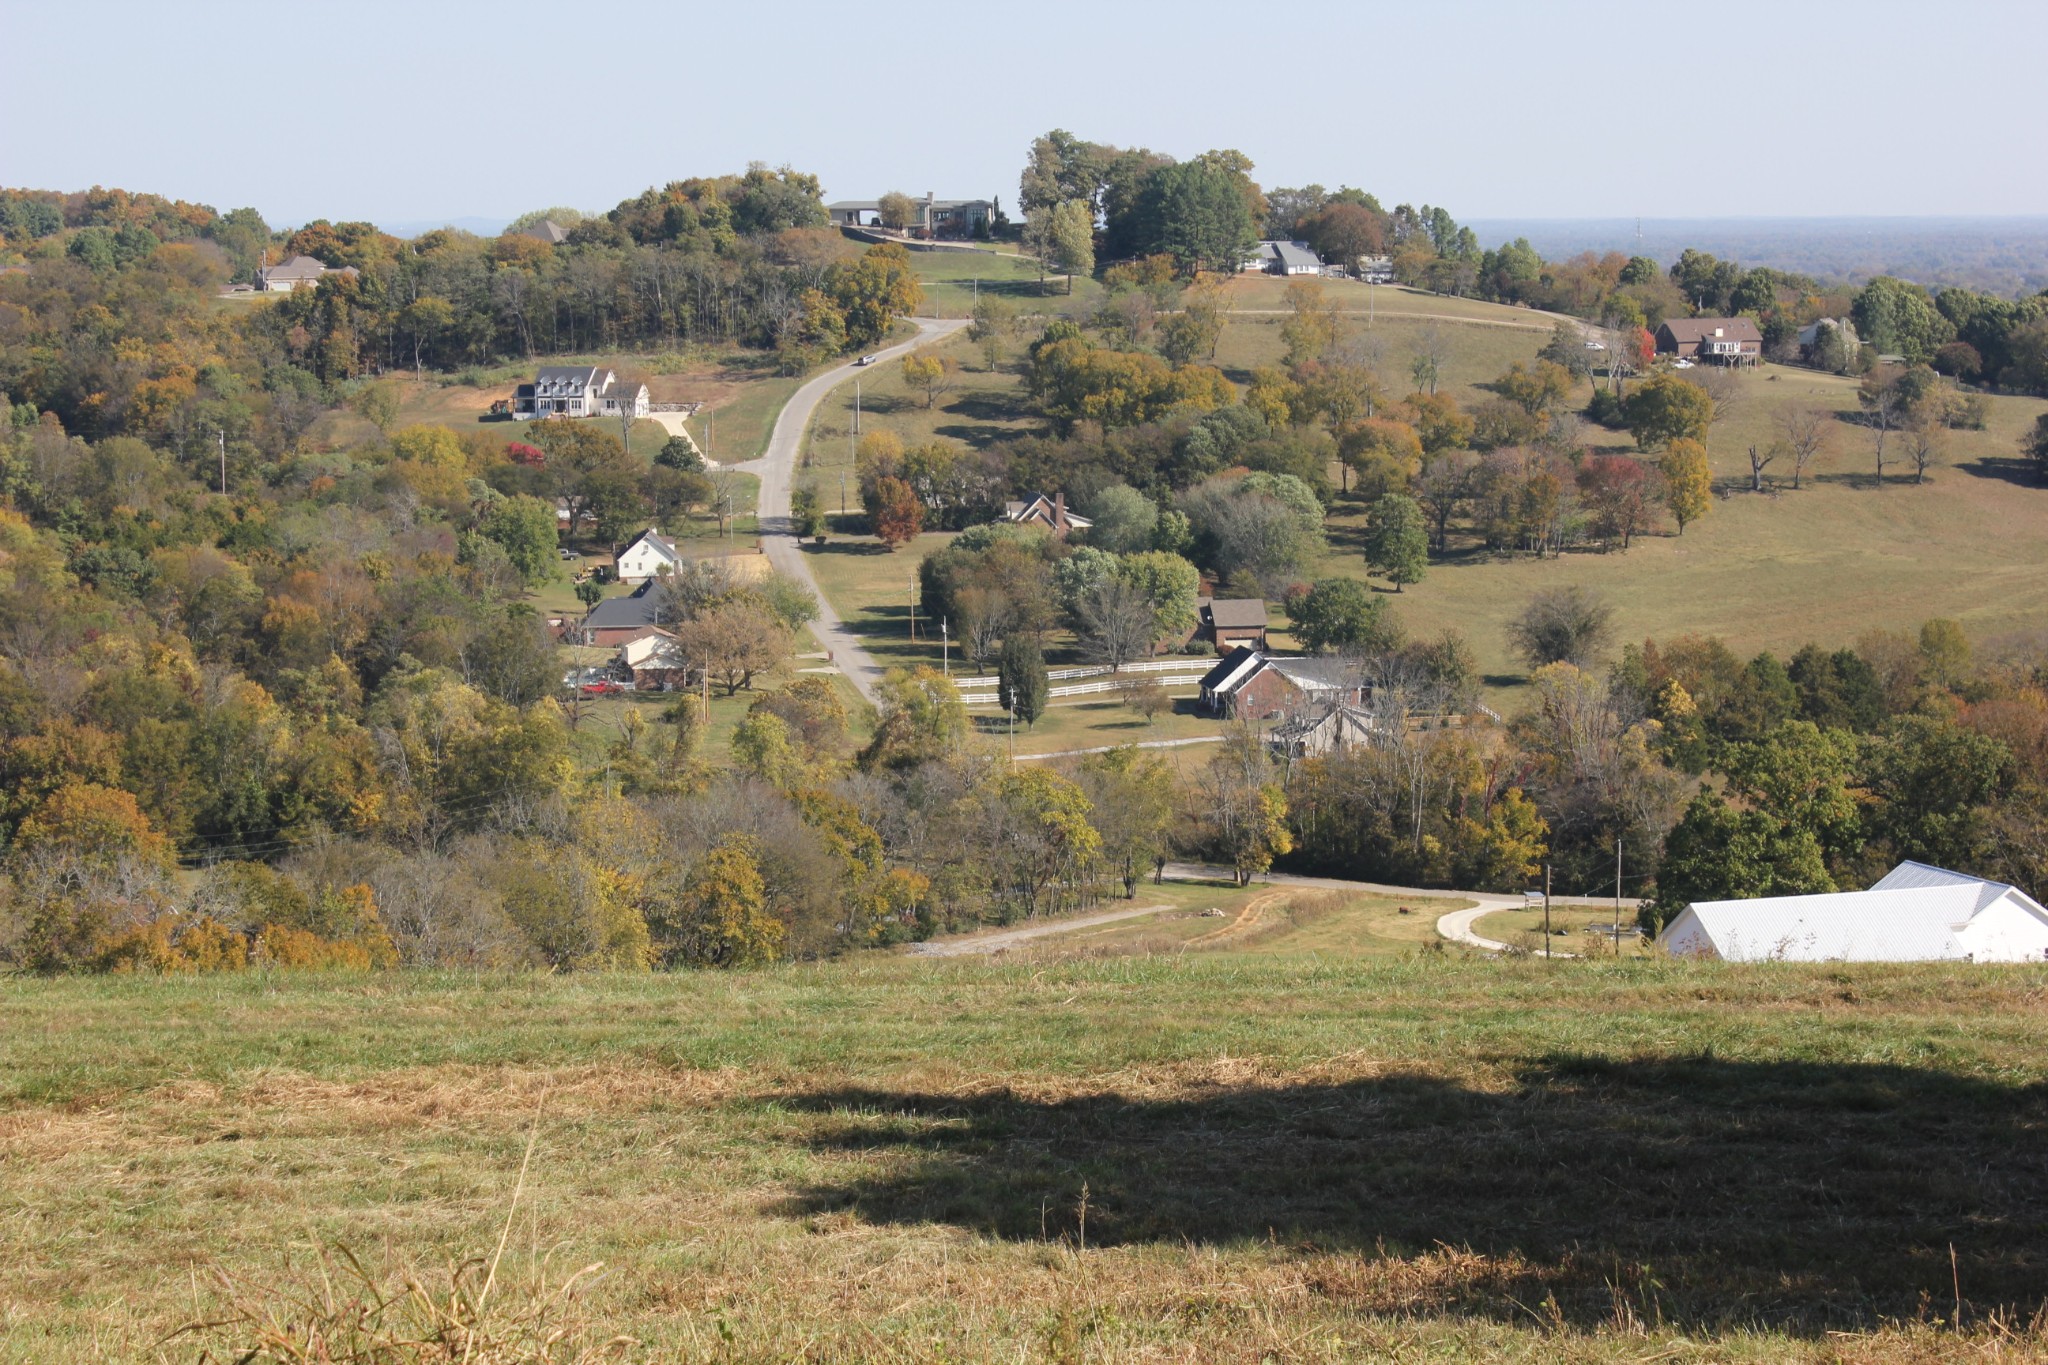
<box><xmin>1197</xmin><ymin>597</ymin><xmax>1269</xmax><ymax>653</ymax></box>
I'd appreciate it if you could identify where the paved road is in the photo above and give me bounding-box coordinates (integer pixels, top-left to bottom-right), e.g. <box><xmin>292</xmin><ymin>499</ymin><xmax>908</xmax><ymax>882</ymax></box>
<box><xmin>733</xmin><ymin>317</ymin><xmax>968</xmax><ymax>707</ymax></box>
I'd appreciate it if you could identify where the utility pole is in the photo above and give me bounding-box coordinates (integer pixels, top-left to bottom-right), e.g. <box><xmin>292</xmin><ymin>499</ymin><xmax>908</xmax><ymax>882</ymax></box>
<box><xmin>217</xmin><ymin>429</ymin><xmax>227</xmax><ymax>495</ymax></box>
<box><xmin>1615</xmin><ymin>837</ymin><xmax>1624</xmax><ymax>955</ymax></box>
<box><xmin>941</xmin><ymin>618</ymin><xmax>949</xmax><ymax>677</ymax></box>
<box><xmin>839</xmin><ymin>471</ymin><xmax>846</xmax><ymax>515</ymax></box>
<box><xmin>854</xmin><ymin>380</ymin><xmax>861</xmax><ymax>436</ymax></box>
<box><xmin>1543</xmin><ymin>863</ymin><xmax>1553</xmax><ymax>960</ymax></box>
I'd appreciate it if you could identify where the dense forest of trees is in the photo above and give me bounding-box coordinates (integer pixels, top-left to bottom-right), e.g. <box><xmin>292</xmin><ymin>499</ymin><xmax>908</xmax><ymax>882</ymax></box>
<box><xmin>0</xmin><ymin>167</ymin><xmax>925</xmax><ymax>451</ymax></box>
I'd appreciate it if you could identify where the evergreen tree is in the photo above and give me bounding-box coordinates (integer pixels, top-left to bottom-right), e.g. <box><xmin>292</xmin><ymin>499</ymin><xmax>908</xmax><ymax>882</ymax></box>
<box><xmin>997</xmin><ymin>634</ymin><xmax>1049</xmax><ymax>727</ymax></box>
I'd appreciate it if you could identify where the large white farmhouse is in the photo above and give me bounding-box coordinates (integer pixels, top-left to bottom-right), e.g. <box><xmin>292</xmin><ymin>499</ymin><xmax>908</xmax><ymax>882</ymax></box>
<box><xmin>512</xmin><ymin>367</ymin><xmax>649</xmax><ymax>421</ymax></box>
<box><xmin>1659</xmin><ymin>861</ymin><xmax>2048</xmax><ymax>963</ymax></box>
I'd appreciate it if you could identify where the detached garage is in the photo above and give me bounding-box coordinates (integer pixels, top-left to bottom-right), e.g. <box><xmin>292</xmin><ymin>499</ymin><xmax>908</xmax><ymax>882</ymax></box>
<box><xmin>1659</xmin><ymin>861</ymin><xmax>2048</xmax><ymax>963</ymax></box>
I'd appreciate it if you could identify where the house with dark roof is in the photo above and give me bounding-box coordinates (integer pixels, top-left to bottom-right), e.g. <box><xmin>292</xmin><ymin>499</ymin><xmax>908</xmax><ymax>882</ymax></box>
<box><xmin>1002</xmin><ymin>492</ymin><xmax>1092</xmax><ymax>537</ymax></box>
<box><xmin>1655</xmin><ymin>317</ymin><xmax>1763</xmax><ymax>365</ymax></box>
<box><xmin>1196</xmin><ymin>597</ymin><xmax>1268</xmax><ymax>653</ymax></box>
<box><xmin>512</xmin><ymin>367</ymin><xmax>649</xmax><ymax>420</ymax></box>
<box><xmin>572</xmin><ymin>582</ymin><xmax>663</xmax><ymax>646</ymax></box>
<box><xmin>1198</xmin><ymin>647</ymin><xmax>1365</xmax><ymax>719</ymax></box>
<box><xmin>256</xmin><ymin>255</ymin><xmax>358</xmax><ymax>292</ymax></box>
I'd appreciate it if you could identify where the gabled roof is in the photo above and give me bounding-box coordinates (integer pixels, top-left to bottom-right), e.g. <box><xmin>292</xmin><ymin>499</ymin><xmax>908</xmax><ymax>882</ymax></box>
<box><xmin>1204</xmin><ymin>598</ymin><xmax>1268</xmax><ymax>630</ymax></box>
<box><xmin>1872</xmin><ymin>860</ymin><xmax>2046</xmax><ymax>915</ymax></box>
<box><xmin>517</xmin><ymin>219</ymin><xmax>570</xmax><ymax>244</ymax></box>
<box><xmin>619</xmin><ymin>627</ymin><xmax>681</xmax><ymax>667</ymax></box>
<box><xmin>1659</xmin><ymin>317</ymin><xmax>1763</xmax><ymax>344</ymax></box>
<box><xmin>1004</xmin><ymin>493</ymin><xmax>1092</xmax><ymax>529</ymax></box>
<box><xmin>1200</xmin><ymin>645</ymin><xmax>1263</xmax><ymax>693</ymax></box>
<box><xmin>1266</xmin><ymin>657</ymin><xmax>1358</xmax><ymax>691</ymax></box>
<box><xmin>583</xmin><ymin>582</ymin><xmax>660</xmax><ymax>630</ymax></box>
<box><xmin>1272</xmin><ymin>241</ymin><xmax>1322</xmax><ymax>271</ymax></box>
<box><xmin>534</xmin><ymin>365</ymin><xmax>605</xmax><ymax>393</ymax></box>
<box><xmin>620</xmin><ymin>527</ymin><xmax>678</xmax><ymax>559</ymax></box>
<box><xmin>1664</xmin><ymin>859</ymin><xmax>2048</xmax><ymax>963</ymax></box>
<box><xmin>263</xmin><ymin>255</ymin><xmax>332</xmax><ymax>280</ymax></box>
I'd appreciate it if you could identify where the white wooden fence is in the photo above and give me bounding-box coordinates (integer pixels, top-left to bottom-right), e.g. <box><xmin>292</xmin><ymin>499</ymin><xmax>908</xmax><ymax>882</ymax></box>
<box><xmin>959</xmin><ymin>671</ymin><xmax>1211</xmax><ymax>706</ymax></box>
<box><xmin>951</xmin><ymin>657</ymin><xmax>1214</xmax><ymax>691</ymax></box>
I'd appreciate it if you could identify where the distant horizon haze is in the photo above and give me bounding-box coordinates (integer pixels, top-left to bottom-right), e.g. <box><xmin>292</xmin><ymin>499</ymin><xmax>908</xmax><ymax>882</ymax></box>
<box><xmin>4</xmin><ymin>0</ymin><xmax>2045</xmax><ymax>230</ymax></box>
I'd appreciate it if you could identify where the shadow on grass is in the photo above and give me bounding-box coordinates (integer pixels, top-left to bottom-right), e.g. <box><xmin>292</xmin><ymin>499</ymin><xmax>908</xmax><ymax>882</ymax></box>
<box><xmin>802</xmin><ymin>540</ymin><xmax>890</xmax><ymax>557</ymax></box>
<box><xmin>936</xmin><ymin>424</ymin><xmax>1025</xmax><ymax>447</ymax></box>
<box><xmin>771</xmin><ymin>1055</ymin><xmax>2048</xmax><ymax>1334</ymax></box>
<box><xmin>1958</xmin><ymin>455</ymin><xmax>2044</xmax><ymax>487</ymax></box>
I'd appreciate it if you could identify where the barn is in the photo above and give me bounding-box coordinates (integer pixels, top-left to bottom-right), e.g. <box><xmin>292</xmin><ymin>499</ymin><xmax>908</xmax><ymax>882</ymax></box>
<box><xmin>1658</xmin><ymin>861</ymin><xmax>2048</xmax><ymax>963</ymax></box>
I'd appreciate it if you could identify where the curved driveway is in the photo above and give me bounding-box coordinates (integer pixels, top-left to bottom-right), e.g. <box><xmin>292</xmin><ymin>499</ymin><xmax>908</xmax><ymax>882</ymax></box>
<box><xmin>732</xmin><ymin>317</ymin><xmax>968</xmax><ymax>707</ymax></box>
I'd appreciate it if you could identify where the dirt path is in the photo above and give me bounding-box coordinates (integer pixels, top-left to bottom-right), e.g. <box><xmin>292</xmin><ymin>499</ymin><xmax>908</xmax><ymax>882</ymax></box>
<box><xmin>906</xmin><ymin>902</ymin><xmax>1172</xmax><ymax>957</ymax></box>
<box><xmin>1184</xmin><ymin>887</ymin><xmax>1287</xmax><ymax>948</ymax></box>
<box><xmin>733</xmin><ymin>317</ymin><xmax>968</xmax><ymax>707</ymax></box>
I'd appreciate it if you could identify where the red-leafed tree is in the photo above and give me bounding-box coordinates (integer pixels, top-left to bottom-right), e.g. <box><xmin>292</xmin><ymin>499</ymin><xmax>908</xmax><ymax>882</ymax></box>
<box><xmin>505</xmin><ymin>441</ymin><xmax>545</xmax><ymax>466</ymax></box>
<box><xmin>871</xmin><ymin>476</ymin><xmax>923</xmax><ymax>550</ymax></box>
<box><xmin>1577</xmin><ymin>454</ymin><xmax>1662</xmax><ymax>550</ymax></box>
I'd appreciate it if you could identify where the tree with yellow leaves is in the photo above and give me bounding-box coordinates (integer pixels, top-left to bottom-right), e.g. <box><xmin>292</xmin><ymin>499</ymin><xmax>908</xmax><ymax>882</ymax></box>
<box><xmin>1658</xmin><ymin>437</ymin><xmax>1713</xmax><ymax>534</ymax></box>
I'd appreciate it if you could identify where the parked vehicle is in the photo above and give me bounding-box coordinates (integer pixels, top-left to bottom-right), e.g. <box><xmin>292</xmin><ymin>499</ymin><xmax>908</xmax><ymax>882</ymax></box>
<box><xmin>855</xmin><ymin>354</ymin><xmax>877</xmax><ymax>366</ymax></box>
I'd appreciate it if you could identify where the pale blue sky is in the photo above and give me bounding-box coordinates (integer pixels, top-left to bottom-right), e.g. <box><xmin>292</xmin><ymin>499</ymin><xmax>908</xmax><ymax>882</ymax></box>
<box><xmin>6</xmin><ymin>0</ymin><xmax>2045</xmax><ymax>230</ymax></box>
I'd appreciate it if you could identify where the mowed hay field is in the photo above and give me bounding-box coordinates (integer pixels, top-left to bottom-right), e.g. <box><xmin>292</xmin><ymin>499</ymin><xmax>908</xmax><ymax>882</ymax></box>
<box><xmin>1215</xmin><ymin>283</ymin><xmax>2048</xmax><ymax>691</ymax></box>
<box><xmin>5</xmin><ymin>953</ymin><xmax>2048</xmax><ymax>1362</ymax></box>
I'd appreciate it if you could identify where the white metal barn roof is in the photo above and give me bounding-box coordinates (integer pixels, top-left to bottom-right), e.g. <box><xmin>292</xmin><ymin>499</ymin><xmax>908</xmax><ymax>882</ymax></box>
<box><xmin>1660</xmin><ymin>863</ymin><xmax>2048</xmax><ymax>963</ymax></box>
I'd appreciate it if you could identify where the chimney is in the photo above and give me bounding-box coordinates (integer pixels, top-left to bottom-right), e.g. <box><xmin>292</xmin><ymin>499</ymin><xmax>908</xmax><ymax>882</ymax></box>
<box><xmin>1054</xmin><ymin>490</ymin><xmax>1067</xmax><ymax>534</ymax></box>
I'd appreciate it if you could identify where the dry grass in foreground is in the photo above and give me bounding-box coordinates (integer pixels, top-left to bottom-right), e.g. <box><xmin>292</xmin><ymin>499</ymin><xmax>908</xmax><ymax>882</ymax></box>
<box><xmin>4</xmin><ymin>955</ymin><xmax>2048</xmax><ymax>1362</ymax></box>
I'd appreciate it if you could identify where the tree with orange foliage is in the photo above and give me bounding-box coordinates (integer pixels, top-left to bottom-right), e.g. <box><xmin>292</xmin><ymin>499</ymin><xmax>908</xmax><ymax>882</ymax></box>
<box><xmin>14</xmin><ymin>781</ymin><xmax>175</xmax><ymax>874</ymax></box>
<box><xmin>871</xmin><ymin>476</ymin><xmax>923</xmax><ymax>549</ymax></box>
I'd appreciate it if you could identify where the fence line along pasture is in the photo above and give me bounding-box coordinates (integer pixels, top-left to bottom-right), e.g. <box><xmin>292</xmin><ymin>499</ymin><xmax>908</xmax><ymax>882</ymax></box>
<box><xmin>951</xmin><ymin>657</ymin><xmax>1217</xmax><ymax>691</ymax></box>
<box><xmin>958</xmin><ymin>672</ymin><xmax>1210</xmax><ymax>706</ymax></box>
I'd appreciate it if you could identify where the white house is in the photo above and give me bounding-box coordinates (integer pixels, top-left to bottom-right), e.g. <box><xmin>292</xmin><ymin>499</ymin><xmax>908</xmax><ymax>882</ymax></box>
<box><xmin>513</xmin><ymin>367</ymin><xmax>649</xmax><ymax>420</ymax></box>
<box><xmin>1241</xmin><ymin>240</ymin><xmax>1322</xmax><ymax>276</ymax></box>
<box><xmin>1658</xmin><ymin>860</ymin><xmax>2048</xmax><ymax>963</ymax></box>
<box><xmin>615</xmin><ymin>527</ymin><xmax>684</xmax><ymax>584</ymax></box>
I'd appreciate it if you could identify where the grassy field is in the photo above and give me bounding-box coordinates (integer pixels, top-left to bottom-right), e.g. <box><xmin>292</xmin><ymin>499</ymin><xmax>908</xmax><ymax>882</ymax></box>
<box><xmin>1473</xmin><ymin>902</ymin><xmax>1653</xmax><ymax>958</ymax></box>
<box><xmin>906</xmin><ymin>244</ymin><xmax>1102</xmax><ymax>319</ymax></box>
<box><xmin>1192</xmin><ymin>292</ymin><xmax>2048</xmax><ymax>697</ymax></box>
<box><xmin>798</xmin><ymin>326</ymin><xmax>1037</xmax><ymax>505</ymax></box>
<box><xmin>6</xmin><ymin>954</ymin><xmax>2048</xmax><ymax>1361</ymax></box>
<box><xmin>1315</xmin><ymin>363</ymin><xmax>2048</xmax><ymax>697</ymax></box>
<box><xmin>1026</xmin><ymin>887</ymin><xmax>1473</xmax><ymax>958</ymax></box>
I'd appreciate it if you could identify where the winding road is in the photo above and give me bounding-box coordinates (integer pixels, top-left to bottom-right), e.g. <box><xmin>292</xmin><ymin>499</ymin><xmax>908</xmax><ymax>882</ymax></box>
<box><xmin>732</xmin><ymin>317</ymin><xmax>968</xmax><ymax>706</ymax></box>
<box><xmin>901</xmin><ymin>861</ymin><xmax>1640</xmax><ymax>958</ymax></box>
